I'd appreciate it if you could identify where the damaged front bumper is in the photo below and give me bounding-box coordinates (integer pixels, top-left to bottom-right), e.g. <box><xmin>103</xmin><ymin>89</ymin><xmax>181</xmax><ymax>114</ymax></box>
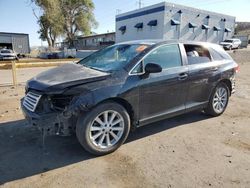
<box><xmin>21</xmin><ymin>98</ymin><xmax>76</xmax><ymax>136</ymax></box>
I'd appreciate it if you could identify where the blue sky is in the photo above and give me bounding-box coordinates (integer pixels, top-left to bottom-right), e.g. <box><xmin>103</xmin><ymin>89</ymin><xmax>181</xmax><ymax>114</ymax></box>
<box><xmin>0</xmin><ymin>0</ymin><xmax>249</xmax><ymax>46</ymax></box>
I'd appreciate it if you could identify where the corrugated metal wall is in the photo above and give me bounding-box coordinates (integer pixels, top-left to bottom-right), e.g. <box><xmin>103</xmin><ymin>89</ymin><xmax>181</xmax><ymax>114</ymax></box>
<box><xmin>0</xmin><ymin>33</ymin><xmax>30</xmax><ymax>54</ymax></box>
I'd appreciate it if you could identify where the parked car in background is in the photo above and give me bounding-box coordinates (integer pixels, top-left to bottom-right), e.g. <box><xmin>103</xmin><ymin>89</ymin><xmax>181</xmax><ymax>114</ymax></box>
<box><xmin>0</xmin><ymin>49</ymin><xmax>18</xmax><ymax>60</ymax></box>
<box><xmin>21</xmin><ymin>40</ymin><xmax>238</xmax><ymax>155</ymax></box>
<box><xmin>220</xmin><ymin>39</ymin><xmax>241</xmax><ymax>50</ymax></box>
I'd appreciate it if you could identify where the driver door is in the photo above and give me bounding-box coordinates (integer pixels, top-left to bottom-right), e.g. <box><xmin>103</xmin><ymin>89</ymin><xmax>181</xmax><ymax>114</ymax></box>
<box><xmin>137</xmin><ymin>44</ymin><xmax>188</xmax><ymax>124</ymax></box>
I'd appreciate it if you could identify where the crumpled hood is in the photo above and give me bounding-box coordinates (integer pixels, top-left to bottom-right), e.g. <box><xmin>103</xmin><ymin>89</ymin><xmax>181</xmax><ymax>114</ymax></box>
<box><xmin>27</xmin><ymin>63</ymin><xmax>110</xmax><ymax>93</ymax></box>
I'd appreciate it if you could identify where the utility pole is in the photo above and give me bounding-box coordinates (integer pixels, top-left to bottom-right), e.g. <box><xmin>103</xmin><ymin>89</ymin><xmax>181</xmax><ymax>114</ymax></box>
<box><xmin>116</xmin><ymin>9</ymin><xmax>122</xmax><ymax>15</ymax></box>
<box><xmin>139</xmin><ymin>0</ymin><xmax>142</xmax><ymax>8</ymax></box>
<box><xmin>137</xmin><ymin>0</ymin><xmax>143</xmax><ymax>9</ymax></box>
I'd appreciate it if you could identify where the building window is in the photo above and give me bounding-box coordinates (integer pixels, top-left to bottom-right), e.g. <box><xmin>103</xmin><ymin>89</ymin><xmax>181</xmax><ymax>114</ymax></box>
<box><xmin>171</xmin><ymin>19</ymin><xmax>180</xmax><ymax>31</ymax></box>
<box><xmin>119</xmin><ymin>26</ymin><xmax>126</xmax><ymax>34</ymax></box>
<box><xmin>177</xmin><ymin>10</ymin><xmax>183</xmax><ymax>14</ymax></box>
<box><xmin>189</xmin><ymin>22</ymin><xmax>197</xmax><ymax>33</ymax></box>
<box><xmin>202</xmin><ymin>24</ymin><xmax>210</xmax><ymax>30</ymax></box>
<box><xmin>225</xmin><ymin>28</ymin><xmax>232</xmax><ymax>36</ymax></box>
<box><xmin>147</xmin><ymin>20</ymin><xmax>158</xmax><ymax>27</ymax></box>
<box><xmin>97</xmin><ymin>38</ymin><xmax>102</xmax><ymax>42</ymax></box>
<box><xmin>202</xmin><ymin>24</ymin><xmax>210</xmax><ymax>40</ymax></box>
<box><xmin>134</xmin><ymin>22</ymin><xmax>143</xmax><ymax>31</ymax></box>
<box><xmin>171</xmin><ymin>19</ymin><xmax>180</xmax><ymax>26</ymax></box>
<box><xmin>213</xmin><ymin>26</ymin><xmax>221</xmax><ymax>35</ymax></box>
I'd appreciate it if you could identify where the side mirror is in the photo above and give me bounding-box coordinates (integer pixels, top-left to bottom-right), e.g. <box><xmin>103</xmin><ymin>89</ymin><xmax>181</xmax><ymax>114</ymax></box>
<box><xmin>145</xmin><ymin>63</ymin><xmax>162</xmax><ymax>74</ymax></box>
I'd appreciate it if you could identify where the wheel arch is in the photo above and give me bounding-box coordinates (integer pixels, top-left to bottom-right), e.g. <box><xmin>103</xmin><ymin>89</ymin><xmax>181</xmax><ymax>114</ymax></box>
<box><xmin>219</xmin><ymin>79</ymin><xmax>232</xmax><ymax>95</ymax></box>
<box><xmin>99</xmin><ymin>97</ymin><xmax>136</xmax><ymax>127</ymax></box>
<box><xmin>208</xmin><ymin>78</ymin><xmax>232</xmax><ymax>103</ymax></box>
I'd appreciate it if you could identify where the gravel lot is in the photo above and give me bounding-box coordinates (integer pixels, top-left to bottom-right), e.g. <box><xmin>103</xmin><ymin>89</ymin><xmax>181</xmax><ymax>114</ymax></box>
<box><xmin>0</xmin><ymin>49</ymin><xmax>250</xmax><ymax>188</ymax></box>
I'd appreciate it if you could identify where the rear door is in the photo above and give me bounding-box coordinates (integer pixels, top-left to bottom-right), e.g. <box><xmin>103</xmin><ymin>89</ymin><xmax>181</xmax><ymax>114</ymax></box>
<box><xmin>184</xmin><ymin>44</ymin><xmax>220</xmax><ymax>109</ymax></box>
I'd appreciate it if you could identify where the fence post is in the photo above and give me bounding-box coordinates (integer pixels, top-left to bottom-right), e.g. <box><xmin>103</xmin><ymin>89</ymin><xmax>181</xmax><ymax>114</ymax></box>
<box><xmin>11</xmin><ymin>60</ymin><xmax>17</xmax><ymax>87</ymax></box>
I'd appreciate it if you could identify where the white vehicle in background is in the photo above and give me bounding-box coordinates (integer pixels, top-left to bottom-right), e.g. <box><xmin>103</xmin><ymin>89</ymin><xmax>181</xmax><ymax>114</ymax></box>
<box><xmin>220</xmin><ymin>39</ymin><xmax>242</xmax><ymax>50</ymax></box>
<box><xmin>0</xmin><ymin>49</ymin><xmax>18</xmax><ymax>60</ymax></box>
<box><xmin>64</xmin><ymin>48</ymin><xmax>76</xmax><ymax>58</ymax></box>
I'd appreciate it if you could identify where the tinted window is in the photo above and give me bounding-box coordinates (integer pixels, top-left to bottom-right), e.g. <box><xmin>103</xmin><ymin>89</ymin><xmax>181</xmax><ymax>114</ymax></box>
<box><xmin>209</xmin><ymin>48</ymin><xmax>224</xmax><ymax>61</ymax></box>
<box><xmin>131</xmin><ymin>61</ymin><xmax>143</xmax><ymax>74</ymax></box>
<box><xmin>184</xmin><ymin>44</ymin><xmax>211</xmax><ymax>65</ymax></box>
<box><xmin>79</xmin><ymin>44</ymin><xmax>149</xmax><ymax>72</ymax></box>
<box><xmin>210</xmin><ymin>45</ymin><xmax>232</xmax><ymax>60</ymax></box>
<box><xmin>143</xmin><ymin>44</ymin><xmax>182</xmax><ymax>69</ymax></box>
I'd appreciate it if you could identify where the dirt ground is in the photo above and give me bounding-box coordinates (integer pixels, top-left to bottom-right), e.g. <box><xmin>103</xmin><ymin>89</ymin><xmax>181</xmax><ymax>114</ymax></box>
<box><xmin>0</xmin><ymin>49</ymin><xmax>250</xmax><ymax>188</ymax></box>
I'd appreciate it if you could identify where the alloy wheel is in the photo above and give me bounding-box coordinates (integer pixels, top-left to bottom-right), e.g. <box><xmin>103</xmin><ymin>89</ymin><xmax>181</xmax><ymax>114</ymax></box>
<box><xmin>212</xmin><ymin>87</ymin><xmax>228</xmax><ymax>114</ymax></box>
<box><xmin>89</xmin><ymin>110</ymin><xmax>125</xmax><ymax>149</ymax></box>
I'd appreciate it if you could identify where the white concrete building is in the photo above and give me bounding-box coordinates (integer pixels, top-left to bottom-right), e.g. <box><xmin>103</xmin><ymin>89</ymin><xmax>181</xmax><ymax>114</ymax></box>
<box><xmin>116</xmin><ymin>2</ymin><xmax>236</xmax><ymax>43</ymax></box>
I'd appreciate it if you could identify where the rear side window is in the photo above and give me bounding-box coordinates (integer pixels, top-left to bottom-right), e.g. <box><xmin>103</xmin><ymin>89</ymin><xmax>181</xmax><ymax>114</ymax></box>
<box><xmin>143</xmin><ymin>44</ymin><xmax>182</xmax><ymax>69</ymax></box>
<box><xmin>210</xmin><ymin>45</ymin><xmax>232</xmax><ymax>60</ymax></box>
<box><xmin>209</xmin><ymin>48</ymin><xmax>224</xmax><ymax>61</ymax></box>
<box><xmin>184</xmin><ymin>44</ymin><xmax>211</xmax><ymax>65</ymax></box>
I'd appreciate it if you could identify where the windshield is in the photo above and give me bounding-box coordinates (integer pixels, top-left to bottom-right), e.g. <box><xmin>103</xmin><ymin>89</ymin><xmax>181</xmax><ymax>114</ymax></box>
<box><xmin>224</xmin><ymin>40</ymin><xmax>233</xmax><ymax>43</ymax></box>
<box><xmin>1</xmin><ymin>50</ymin><xmax>13</xmax><ymax>53</ymax></box>
<box><xmin>79</xmin><ymin>44</ymin><xmax>149</xmax><ymax>72</ymax></box>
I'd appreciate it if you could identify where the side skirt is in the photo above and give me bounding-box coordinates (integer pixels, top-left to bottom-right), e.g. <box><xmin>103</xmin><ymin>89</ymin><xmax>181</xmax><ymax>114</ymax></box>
<box><xmin>136</xmin><ymin>102</ymin><xmax>208</xmax><ymax>128</ymax></box>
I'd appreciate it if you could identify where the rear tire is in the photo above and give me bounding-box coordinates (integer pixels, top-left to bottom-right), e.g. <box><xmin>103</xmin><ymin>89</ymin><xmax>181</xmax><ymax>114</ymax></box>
<box><xmin>76</xmin><ymin>102</ymin><xmax>130</xmax><ymax>156</ymax></box>
<box><xmin>204</xmin><ymin>83</ymin><xmax>229</xmax><ymax>116</ymax></box>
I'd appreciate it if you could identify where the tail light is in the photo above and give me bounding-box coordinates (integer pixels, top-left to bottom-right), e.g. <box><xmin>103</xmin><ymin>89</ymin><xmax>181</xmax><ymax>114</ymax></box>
<box><xmin>234</xmin><ymin>64</ymin><xmax>239</xmax><ymax>73</ymax></box>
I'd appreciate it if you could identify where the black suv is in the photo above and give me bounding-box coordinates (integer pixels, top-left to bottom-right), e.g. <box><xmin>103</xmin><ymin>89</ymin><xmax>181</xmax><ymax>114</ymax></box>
<box><xmin>21</xmin><ymin>40</ymin><xmax>238</xmax><ymax>155</ymax></box>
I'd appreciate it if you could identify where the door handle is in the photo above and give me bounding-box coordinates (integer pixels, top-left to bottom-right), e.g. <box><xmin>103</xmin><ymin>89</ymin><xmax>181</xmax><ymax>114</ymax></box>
<box><xmin>178</xmin><ymin>73</ymin><xmax>188</xmax><ymax>80</ymax></box>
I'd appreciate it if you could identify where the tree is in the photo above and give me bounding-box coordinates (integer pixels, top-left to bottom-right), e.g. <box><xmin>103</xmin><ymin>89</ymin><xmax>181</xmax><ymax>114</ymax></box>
<box><xmin>32</xmin><ymin>0</ymin><xmax>64</xmax><ymax>50</ymax></box>
<box><xmin>60</xmin><ymin>0</ymin><xmax>98</xmax><ymax>47</ymax></box>
<box><xmin>32</xmin><ymin>0</ymin><xmax>97</xmax><ymax>49</ymax></box>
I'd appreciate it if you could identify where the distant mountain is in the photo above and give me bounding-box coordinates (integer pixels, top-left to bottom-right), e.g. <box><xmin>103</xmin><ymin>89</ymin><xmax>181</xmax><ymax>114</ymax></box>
<box><xmin>235</xmin><ymin>22</ymin><xmax>250</xmax><ymax>35</ymax></box>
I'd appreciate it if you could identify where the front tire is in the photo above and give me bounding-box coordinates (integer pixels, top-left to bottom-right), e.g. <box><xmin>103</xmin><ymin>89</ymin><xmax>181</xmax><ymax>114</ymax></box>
<box><xmin>76</xmin><ymin>102</ymin><xmax>130</xmax><ymax>156</ymax></box>
<box><xmin>204</xmin><ymin>83</ymin><xmax>229</xmax><ymax>116</ymax></box>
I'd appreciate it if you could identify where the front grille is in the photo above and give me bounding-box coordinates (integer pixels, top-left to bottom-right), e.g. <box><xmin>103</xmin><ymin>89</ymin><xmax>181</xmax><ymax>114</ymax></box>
<box><xmin>23</xmin><ymin>92</ymin><xmax>42</xmax><ymax>112</ymax></box>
